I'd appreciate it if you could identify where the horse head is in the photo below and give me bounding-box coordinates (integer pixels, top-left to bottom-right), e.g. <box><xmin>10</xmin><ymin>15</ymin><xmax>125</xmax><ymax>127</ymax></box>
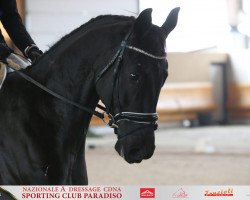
<box><xmin>95</xmin><ymin>8</ymin><xmax>180</xmax><ymax>164</ymax></box>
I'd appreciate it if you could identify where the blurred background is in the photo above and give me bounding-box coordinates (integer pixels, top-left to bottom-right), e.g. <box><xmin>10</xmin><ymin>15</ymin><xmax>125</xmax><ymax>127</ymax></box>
<box><xmin>1</xmin><ymin>0</ymin><xmax>250</xmax><ymax>184</ymax></box>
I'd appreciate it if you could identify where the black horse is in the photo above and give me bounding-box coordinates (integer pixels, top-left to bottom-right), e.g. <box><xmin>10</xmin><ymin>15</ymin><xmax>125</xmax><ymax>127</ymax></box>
<box><xmin>0</xmin><ymin>8</ymin><xmax>179</xmax><ymax>185</ymax></box>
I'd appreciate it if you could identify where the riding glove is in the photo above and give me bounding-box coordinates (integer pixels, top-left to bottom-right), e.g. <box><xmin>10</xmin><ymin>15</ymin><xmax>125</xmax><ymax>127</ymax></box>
<box><xmin>25</xmin><ymin>44</ymin><xmax>43</xmax><ymax>64</ymax></box>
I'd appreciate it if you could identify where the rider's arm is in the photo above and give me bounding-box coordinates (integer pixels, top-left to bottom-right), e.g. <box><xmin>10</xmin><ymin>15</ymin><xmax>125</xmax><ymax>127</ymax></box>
<box><xmin>0</xmin><ymin>0</ymin><xmax>35</xmax><ymax>55</ymax></box>
<box><xmin>0</xmin><ymin>0</ymin><xmax>43</xmax><ymax>64</ymax></box>
<box><xmin>0</xmin><ymin>29</ymin><xmax>12</xmax><ymax>62</ymax></box>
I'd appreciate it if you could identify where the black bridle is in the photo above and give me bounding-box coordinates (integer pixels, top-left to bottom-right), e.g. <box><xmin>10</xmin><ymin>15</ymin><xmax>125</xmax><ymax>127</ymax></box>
<box><xmin>95</xmin><ymin>28</ymin><xmax>166</xmax><ymax>131</ymax></box>
<box><xmin>9</xmin><ymin>28</ymin><xmax>166</xmax><ymax>131</ymax></box>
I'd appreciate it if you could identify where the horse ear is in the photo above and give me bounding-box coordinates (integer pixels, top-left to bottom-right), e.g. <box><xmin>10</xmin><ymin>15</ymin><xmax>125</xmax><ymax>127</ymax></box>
<box><xmin>134</xmin><ymin>8</ymin><xmax>152</xmax><ymax>36</ymax></box>
<box><xmin>161</xmin><ymin>7</ymin><xmax>180</xmax><ymax>39</ymax></box>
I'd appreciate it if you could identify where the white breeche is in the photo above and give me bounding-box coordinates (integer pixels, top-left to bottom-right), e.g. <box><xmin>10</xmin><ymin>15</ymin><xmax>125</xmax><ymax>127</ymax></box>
<box><xmin>0</xmin><ymin>53</ymin><xmax>30</xmax><ymax>89</ymax></box>
<box><xmin>0</xmin><ymin>62</ymin><xmax>7</xmax><ymax>89</ymax></box>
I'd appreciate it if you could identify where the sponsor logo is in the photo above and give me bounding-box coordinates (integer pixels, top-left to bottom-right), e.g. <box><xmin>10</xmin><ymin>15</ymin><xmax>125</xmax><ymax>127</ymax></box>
<box><xmin>204</xmin><ymin>188</ymin><xmax>233</xmax><ymax>197</ymax></box>
<box><xmin>140</xmin><ymin>188</ymin><xmax>155</xmax><ymax>198</ymax></box>
<box><xmin>172</xmin><ymin>188</ymin><xmax>188</xmax><ymax>198</ymax></box>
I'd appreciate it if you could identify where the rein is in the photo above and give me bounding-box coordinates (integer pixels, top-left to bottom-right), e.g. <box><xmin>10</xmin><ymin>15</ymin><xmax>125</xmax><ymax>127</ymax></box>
<box><xmin>7</xmin><ymin>65</ymin><xmax>105</xmax><ymax>119</ymax></box>
<box><xmin>9</xmin><ymin>28</ymin><xmax>166</xmax><ymax>130</ymax></box>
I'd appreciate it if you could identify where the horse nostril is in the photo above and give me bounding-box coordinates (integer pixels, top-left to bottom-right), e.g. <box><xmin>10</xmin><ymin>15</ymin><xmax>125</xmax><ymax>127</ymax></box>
<box><xmin>128</xmin><ymin>148</ymin><xmax>144</xmax><ymax>163</ymax></box>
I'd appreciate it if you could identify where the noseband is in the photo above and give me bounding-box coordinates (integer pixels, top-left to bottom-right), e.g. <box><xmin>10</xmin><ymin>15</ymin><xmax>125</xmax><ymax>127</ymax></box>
<box><xmin>95</xmin><ymin>28</ymin><xmax>166</xmax><ymax>130</ymax></box>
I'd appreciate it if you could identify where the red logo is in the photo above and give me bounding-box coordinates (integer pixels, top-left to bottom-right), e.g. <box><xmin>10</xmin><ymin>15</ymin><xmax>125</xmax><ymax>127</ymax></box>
<box><xmin>140</xmin><ymin>188</ymin><xmax>155</xmax><ymax>198</ymax></box>
<box><xmin>172</xmin><ymin>188</ymin><xmax>188</xmax><ymax>198</ymax></box>
<box><xmin>204</xmin><ymin>188</ymin><xmax>233</xmax><ymax>196</ymax></box>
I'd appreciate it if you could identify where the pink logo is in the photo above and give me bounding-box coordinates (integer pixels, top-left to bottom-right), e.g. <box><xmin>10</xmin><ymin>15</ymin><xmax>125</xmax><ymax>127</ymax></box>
<box><xmin>172</xmin><ymin>188</ymin><xmax>188</xmax><ymax>198</ymax></box>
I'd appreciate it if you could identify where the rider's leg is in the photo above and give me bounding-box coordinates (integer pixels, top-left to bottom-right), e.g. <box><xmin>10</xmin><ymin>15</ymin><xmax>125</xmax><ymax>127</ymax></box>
<box><xmin>0</xmin><ymin>62</ymin><xmax>7</xmax><ymax>89</ymax></box>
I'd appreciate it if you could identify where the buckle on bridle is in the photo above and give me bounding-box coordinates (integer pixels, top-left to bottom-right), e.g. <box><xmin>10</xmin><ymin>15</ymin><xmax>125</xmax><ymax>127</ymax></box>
<box><xmin>102</xmin><ymin>112</ymin><xmax>119</xmax><ymax>129</ymax></box>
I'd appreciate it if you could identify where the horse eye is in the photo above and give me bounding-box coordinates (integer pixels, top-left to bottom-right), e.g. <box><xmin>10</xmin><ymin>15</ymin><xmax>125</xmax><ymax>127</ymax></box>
<box><xmin>130</xmin><ymin>73</ymin><xmax>139</xmax><ymax>81</ymax></box>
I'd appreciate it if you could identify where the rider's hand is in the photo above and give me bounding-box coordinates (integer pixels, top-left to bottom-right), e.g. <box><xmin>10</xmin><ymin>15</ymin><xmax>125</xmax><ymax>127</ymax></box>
<box><xmin>0</xmin><ymin>43</ymin><xmax>13</xmax><ymax>63</ymax></box>
<box><xmin>25</xmin><ymin>44</ymin><xmax>43</xmax><ymax>64</ymax></box>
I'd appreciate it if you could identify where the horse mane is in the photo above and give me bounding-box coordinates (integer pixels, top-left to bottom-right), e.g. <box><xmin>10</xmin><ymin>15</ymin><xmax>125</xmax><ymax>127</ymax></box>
<box><xmin>42</xmin><ymin>15</ymin><xmax>135</xmax><ymax>58</ymax></box>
